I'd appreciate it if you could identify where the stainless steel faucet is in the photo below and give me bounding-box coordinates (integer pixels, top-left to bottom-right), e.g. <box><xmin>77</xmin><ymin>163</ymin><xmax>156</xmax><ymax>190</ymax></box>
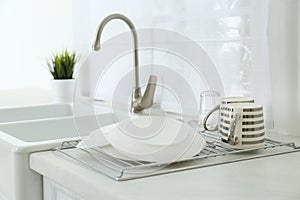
<box><xmin>92</xmin><ymin>13</ymin><xmax>157</xmax><ymax>113</ymax></box>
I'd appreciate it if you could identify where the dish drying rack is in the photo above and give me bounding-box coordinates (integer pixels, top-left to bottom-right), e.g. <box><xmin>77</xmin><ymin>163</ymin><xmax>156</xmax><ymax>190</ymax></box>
<box><xmin>53</xmin><ymin>132</ymin><xmax>300</xmax><ymax>181</ymax></box>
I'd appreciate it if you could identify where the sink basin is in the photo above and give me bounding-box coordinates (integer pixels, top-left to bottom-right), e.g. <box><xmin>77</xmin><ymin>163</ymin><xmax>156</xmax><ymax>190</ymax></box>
<box><xmin>0</xmin><ymin>112</ymin><xmax>116</xmax><ymax>200</ymax></box>
<box><xmin>0</xmin><ymin>104</ymin><xmax>73</xmax><ymax>123</ymax></box>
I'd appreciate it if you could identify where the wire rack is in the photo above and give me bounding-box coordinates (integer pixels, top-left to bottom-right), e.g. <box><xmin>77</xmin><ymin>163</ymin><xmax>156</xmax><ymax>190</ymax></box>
<box><xmin>53</xmin><ymin>132</ymin><xmax>300</xmax><ymax>181</ymax></box>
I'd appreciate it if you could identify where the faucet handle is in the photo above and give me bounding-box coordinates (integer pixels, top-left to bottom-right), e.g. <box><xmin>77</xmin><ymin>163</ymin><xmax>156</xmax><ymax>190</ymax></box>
<box><xmin>147</xmin><ymin>75</ymin><xmax>157</xmax><ymax>84</ymax></box>
<box><xmin>139</xmin><ymin>75</ymin><xmax>157</xmax><ymax>109</ymax></box>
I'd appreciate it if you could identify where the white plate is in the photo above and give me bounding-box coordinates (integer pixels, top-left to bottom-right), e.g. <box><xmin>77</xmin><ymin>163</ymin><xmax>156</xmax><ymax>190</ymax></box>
<box><xmin>101</xmin><ymin>145</ymin><xmax>136</xmax><ymax>161</ymax></box>
<box><xmin>77</xmin><ymin>116</ymin><xmax>206</xmax><ymax>163</ymax></box>
<box><xmin>100</xmin><ymin>139</ymin><xmax>205</xmax><ymax>162</ymax></box>
<box><xmin>104</xmin><ymin>116</ymin><xmax>205</xmax><ymax>162</ymax></box>
<box><xmin>102</xmin><ymin>116</ymin><xmax>188</xmax><ymax>146</ymax></box>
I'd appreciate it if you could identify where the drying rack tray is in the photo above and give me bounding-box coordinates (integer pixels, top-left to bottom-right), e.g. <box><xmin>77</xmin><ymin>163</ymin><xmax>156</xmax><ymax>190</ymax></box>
<box><xmin>53</xmin><ymin>132</ymin><xmax>300</xmax><ymax>181</ymax></box>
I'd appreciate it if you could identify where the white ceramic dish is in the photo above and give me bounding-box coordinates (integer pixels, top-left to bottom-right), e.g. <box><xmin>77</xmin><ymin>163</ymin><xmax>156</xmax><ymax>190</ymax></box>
<box><xmin>108</xmin><ymin>116</ymin><xmax>188</xmax><ymax>146</ymax></box>
<box><xmin>99</xmin><ymin>140</ymin><xmax>204</xmax><ymax>162</ymax></box>
<box><xmin>100</xmin><ymin>145</ymin><xmax>135</xmax><ymax>161</ymax></box>
<box><xmin>78</xmin><ymin>116</ymin><xmax>206</xmax><ymax>163</ymax></box>
<box><xmin>77</xmin><ymin>115</ymin><xmax>188</xmax><ymax>149</ymax></box>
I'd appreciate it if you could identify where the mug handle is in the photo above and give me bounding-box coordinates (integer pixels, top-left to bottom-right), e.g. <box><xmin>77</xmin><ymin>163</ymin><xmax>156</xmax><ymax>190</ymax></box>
<box><xmin>203</xmin><ymin>104</ymin><xmax>220</xmax><ymax>131</ymax></box>
<box><xmin>227</xmin><ymin>113</ymin><xmax>241</xmax><ymax>145</ymax></box>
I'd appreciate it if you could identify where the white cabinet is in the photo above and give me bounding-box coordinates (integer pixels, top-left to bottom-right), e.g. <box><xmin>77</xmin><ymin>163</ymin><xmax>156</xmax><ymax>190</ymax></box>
<box><xmin>43</xmin><ymin>178</ymin><xmax>85</xmax><ymax>200</ymax></box>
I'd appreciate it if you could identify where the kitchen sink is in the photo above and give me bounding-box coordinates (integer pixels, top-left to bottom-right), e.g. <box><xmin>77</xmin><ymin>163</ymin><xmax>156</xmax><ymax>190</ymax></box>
<box><xmin>0</xmin><ymin>109</ymin><xmax>116</xmax><ymax>200</ymax></box>
<box><xmin>0</xmin><ymin>104</ymin><xmax>73</xmax><ymax>123</ymax></box>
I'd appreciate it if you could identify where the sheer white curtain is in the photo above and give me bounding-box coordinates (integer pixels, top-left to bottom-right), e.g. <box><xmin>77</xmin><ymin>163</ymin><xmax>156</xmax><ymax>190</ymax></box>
<box><xmin>150</xmin><ymin>0</ymin><xmax>272</xmax><ymax>127</ymax></box>
<box><xmin>269</xmin><ymin>0</ymin><xmax>300</xmax><ymax>136</ymax></box>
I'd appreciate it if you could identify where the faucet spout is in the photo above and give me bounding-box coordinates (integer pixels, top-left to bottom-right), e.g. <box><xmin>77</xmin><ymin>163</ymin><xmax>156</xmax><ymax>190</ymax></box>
<box><xmin>92</xmin><ymin>13</ymin><xmax>157</xmax><ymax>114</ymax></box>
<box><xmin>92</xmin><ymin>13</ymin><xmax>140</xmax><ymax>94</ymax></box>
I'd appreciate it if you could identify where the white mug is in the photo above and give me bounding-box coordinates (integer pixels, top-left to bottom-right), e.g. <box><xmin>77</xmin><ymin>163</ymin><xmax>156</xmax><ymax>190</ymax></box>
<box><xmin>219</xmin><ymin>103</ymin><xmax>265</xmax><ymax>149</ymax></box>
<box><xmin>203</xmin><ymin>96</ymin><xmax>254</xmax><ymax>131</ymax></box>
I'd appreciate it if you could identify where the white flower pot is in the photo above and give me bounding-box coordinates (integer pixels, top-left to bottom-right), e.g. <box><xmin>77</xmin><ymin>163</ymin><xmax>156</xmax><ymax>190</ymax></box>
<box><xmin>51</xmin><ymin>79</ymin><xmax>75</xmax><ymax>103</ymax></box>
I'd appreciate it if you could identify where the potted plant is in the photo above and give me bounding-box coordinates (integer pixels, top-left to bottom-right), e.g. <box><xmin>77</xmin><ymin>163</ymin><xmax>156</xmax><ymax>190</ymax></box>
<box><xmin>47</xmin><ymin>50</ymin><xmax>79</xmax><ymax>103</ymax></box>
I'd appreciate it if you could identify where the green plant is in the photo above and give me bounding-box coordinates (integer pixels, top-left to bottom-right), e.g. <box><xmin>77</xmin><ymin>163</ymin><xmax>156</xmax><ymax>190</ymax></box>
<box><xmin>47</xmin><ymin>50</ymin><xmax>79</xmax><ymax>79</ymax></box>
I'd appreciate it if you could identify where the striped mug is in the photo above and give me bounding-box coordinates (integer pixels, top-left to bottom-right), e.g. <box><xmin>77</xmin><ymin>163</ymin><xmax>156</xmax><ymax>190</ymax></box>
<box><xmin>203</xmin><ymin>96</ymin><xmax>254</xmax><ymax>132</ymax></box>
<box><xmin>218</xmin><ymin>103</ymin><xmax>265</xmax><ymax>149</ymax></box>
<box><xmin>203</xmin><ymin>97</ymin><xmax>265</xmax><ymax>149</ymax></box>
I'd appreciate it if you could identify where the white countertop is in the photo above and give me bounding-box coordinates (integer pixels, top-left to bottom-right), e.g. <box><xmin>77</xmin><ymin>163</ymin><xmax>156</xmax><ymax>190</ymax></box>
<box><xmin>6</xmin><ymin>88</ymin><xmax>297</xmax><ymax>199</ymax></box>
<box><xmin>30</xmin><ymin>133</ymin><xmax>300</xmax><ymax>200</ymax></box>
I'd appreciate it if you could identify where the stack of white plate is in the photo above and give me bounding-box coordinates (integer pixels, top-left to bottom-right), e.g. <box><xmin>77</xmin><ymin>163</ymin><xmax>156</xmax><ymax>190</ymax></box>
<box><xmin>77</xmin><ymin>116</ymin><xmax>206</xmax><ymax>163</ymax></box>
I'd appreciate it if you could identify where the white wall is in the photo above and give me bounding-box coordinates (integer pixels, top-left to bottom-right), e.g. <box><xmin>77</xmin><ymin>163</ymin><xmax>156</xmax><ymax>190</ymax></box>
<box><xmin>0</xmin><ymin>0</ymin><xmax>73</xmax><ymax>89</ymax></box>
